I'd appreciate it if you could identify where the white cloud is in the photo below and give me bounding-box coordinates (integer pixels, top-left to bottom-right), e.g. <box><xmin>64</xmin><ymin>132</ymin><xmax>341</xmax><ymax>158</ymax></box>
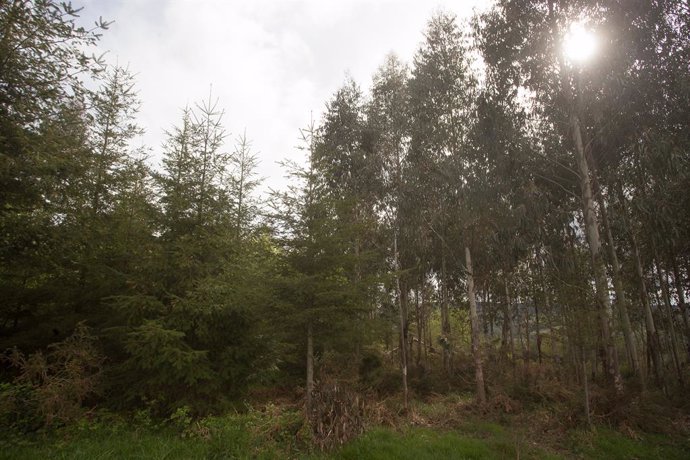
<box><xmin>77</xmin><ymin>0</ymin><xmax>492</xmax><ymax>193</ymax></box>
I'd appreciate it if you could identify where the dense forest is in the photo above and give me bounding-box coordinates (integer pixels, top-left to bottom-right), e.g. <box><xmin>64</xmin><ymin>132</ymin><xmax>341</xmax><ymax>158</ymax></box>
<box><xmin>2</xmin><ymin>0</ymin><xmax>690</xmax><ymax>457</ymax></box>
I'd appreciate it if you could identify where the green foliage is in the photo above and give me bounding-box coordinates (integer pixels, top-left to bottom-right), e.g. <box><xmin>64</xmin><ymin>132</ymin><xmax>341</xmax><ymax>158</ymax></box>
<box><xmin>121</xmin><ymin>320</ymin><xmax>214</xmax><ymax>410</ymax></box>
<box><xmin>0</xmin><ymin>1</ymin><xmax>104</xmax><ymax>349</ymax></box>
<box><xmin>0</xmin><ymin>383</ymin><xmax>42</xmax><ymax>434</ymax></box>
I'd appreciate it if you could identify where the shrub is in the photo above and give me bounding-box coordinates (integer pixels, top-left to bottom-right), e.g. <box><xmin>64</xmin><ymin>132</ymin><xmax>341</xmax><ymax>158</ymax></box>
<box><xmin>309</xmin><ymin>383</ymin><xmax>365</xmax><ymax>450</ymax></box>
<box><xmin>2</xmin><ymin>322</ymin><xmax>103</xmax><ymax>429</ymax></box>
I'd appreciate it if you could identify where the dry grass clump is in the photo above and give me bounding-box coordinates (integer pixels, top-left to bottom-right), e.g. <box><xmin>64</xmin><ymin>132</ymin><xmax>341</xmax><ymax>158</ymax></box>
<box><xmin>308</xmin><ymin>382</ymin><xmax>365</xmax><ymax>450</ymax></box>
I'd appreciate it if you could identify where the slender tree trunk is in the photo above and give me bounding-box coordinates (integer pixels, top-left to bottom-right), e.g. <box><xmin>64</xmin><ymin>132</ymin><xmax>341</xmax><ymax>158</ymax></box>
<box><xmin>394</xmin><ymin>233</ymin><xmax>408</xmax><ymax>410</ymax></box>
<box><xmin>486</xmin><ymin>291</ymin><xmax>496</xmax><ymax>340</ymax></box>
<box><xmin>524</xmin><ymin>290</ymin><xmax>531</xmax><ymax>381</ymax></box>
<box><xmin>569</xmin><ymin>108</ymin><xmax>622</xmax><ymax>393</ymax></box>
<box><xmin>501</xmin><ymin>287</ymin><xmax>510</xmax><ymax>354</ymax></box>
<box><xmin>354</xmin><ymin>230</ymin><xmax>362</xmax><ymax>360</ymax></box>
<box><xmin>515</xmin><ymin>297</ymin><xmax>526</xmax><ymax>367</ymax></box>
<box><xmin>655</xmin><ymin>256</ymin><xmax>683</xmax><ymax>385</ymax></box>
<box><xmin>582</xmin><ymin>347</ymin><xmax>592</xmax><ymax>428</ymax></box>
<box><xmin>415</xmin><ymin>288</ymin><xmax>423</xmax><ymax>368</ymax></box>
<box><xmin>535</xmin><ymin>293</ymin><xmax>542</xmax><ymax>366</ymax></box>
<box><xmin>505</xmin><ymin>281</ymin><xmax>517</xmax><ymax>378</ymax></box>
<box><xmin>424</xmin><ymin>292</ymin><xmax>431</xmax><ymax>364</ymax></box>
<box><xmin>465</xmin><ymin>246</ymin><xmax>486</xmax><ymax>405</ymax></box>
<box><xmin>537</xmin><ymin>251</ymin><xmax>551</xmax><ymax>366</ymax></box>
<box><xmin>306</xmin><ymin>320</ymin><xmax>314</xmax><ymax>414</ymax></box>
<box><xmin>671</xmin><ymin>256</ymin><xmax>690</xmax><ymax>360</ymax></box>
<box><xmin>598</xmin><ymin>194</ymin><xmax>639</xmax><ymax>375</ymax></box>
<box><xmin>617</xmin><ymin>185</ymin><xmax>662</xmax><ymax>386</ymax></box>
<box><xmin>546</xmin><ymin>293</ymin><xmax>557</xmax><ymax>364</ymax></box>
<box><xmin>441</xmin><ymin>251</ymin><xmax>451</xmax><ymax>373</ymax></box>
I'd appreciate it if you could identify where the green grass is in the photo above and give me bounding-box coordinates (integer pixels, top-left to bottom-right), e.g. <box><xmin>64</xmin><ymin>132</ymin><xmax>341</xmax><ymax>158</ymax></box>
<box><xmin>1</xmin><ymin>429</ymin><xmax>209</xmax><ymax>460</ymax></box>
<box><xmin>2</xmin><ymin>415</ymin><xmax>688</xmax><ymax>459</ymax></box>
<box><xmin>0</xmin><ymin>407</ymin><xmax>308</xmax><ymax>460</ymax></box>
<box><xmin>567</xmin><ymin>427</ymin><xmax>690</xmax><ymax>460</ymax></box>
<box><xmin>324</xmin><ymin>427</ymin><xmax>558</xmax><ymax>460</ymax></box>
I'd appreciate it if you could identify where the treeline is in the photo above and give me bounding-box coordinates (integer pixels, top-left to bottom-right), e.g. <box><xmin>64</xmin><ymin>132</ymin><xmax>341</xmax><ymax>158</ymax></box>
<box><xmin>1</xmin><ymin>0</ymin><xmax>689</xmax><ymax>425</ymax></box>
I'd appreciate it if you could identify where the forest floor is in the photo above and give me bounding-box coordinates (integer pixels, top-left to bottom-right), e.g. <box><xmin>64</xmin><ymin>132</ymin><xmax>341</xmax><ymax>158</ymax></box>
<box><xmin>2</xmin><ymin>393</ymin><xmax>689</xmax><ymax>459</ymax></box>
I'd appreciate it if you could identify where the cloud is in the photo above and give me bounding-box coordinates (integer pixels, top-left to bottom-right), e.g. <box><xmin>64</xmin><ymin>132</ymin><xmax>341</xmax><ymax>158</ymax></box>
<box><xmin>77</xmin><ymin>0</ymin><xmax>492</xmax><ymax>193</ymax></box>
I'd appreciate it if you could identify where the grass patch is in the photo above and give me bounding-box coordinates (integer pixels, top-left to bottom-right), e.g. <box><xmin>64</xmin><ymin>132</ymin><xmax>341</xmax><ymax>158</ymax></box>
<box><xmin>2</xmin><ymin>400</ymin><xmax>688</xmax><ymax>460</ymax></box>
<box><xmin>567</xmin><ymin>427</ymin><xmax>690</xmax><ymax>460</ymax></box>
<box><xmin>0</xmin><ymin>407</ymin><xmax>304</xmax><ymax>460</ymax></box>
<box><xmin>1</xmin><ymin>429</ymin><xmax>209</xmax><ymax>460</ymax></box>
<box><xmin>322</xmin><ymin>426</ymin><xmax>559</xmax><ymax>460</ymax></box>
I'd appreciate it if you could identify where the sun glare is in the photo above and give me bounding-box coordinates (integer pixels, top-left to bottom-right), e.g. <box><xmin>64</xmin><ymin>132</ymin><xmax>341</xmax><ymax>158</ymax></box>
<box><xmin>563</xmin><ymin>21</ymin><xmax>597</xmax><ymax>63</ymax></box>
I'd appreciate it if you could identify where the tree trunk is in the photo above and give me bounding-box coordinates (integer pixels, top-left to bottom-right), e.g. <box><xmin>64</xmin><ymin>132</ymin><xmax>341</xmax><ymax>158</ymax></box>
<box><xmin>537</xmin><ymin>251</ymin><xmax>551</xmax><ymax>366</ymax></box>
<box><xmin>441</xmin><ymin>251</ymin><xmax>451</xmax><ymax>373</ymax></box>
<box><xmin>582</xmin><ymin>346</ymin><xmax>592</xmax><ymax>428</ymax></box>
<box><xmin>655</xmin><ymin>257</ymin><xmax>683</xmax><ymax>385</ymax></box>
<box><xmin>617</xmin><ymin>184</ymin><xmax>662</xmax><ymax>386</ymax></box>
<box><xmin>465</xmin><ymin>246</ymin><xmax>486</xmax><ymax>405</ymax></box>
<box><xmin>394</xmin><ymin>233</ymin><xmax>409</xmax><ymax>410</ymax></box>
<box><xmin>489</xmin><ymin>291</ymin><xmax>495</xmax><ymax>338</ymax></box>
<box><xmin>570</xmin><ymin>109</ymin><xmax>622</xmax><ymax>393</ymax></box>
<box><xmin>415</xmin><ymin>288</ymin><xmax>423</xmax><ymax>368</ymax></box>
<box><xmin>598</xmin><ymin>194</ymin><xmax>639</xmax><ymax>375</ymax></box>
<box><xmin>535</xmin><ymin>293</ymin><xmax>542</xmax><ymax>366</ymax></box>
<box><xmin>524</xmin><ymin>290</ymin><xmax>531</xmax><ymax>380</ymax></box>
<box><xmin>501</xmin><ymin>280</ymin><xmax>510</xmax><ymax>355</ymax></box>
<box><xmin>546</xmin><ymin>293</ymin><xmax>557</xmax><ymax>365</ymax></box>
<box><xmin>505</xmin><ymin>281</ymin><xmax>517</xmax><ymax>378</ymax></box>
<box><xmin>425</xmin><ymin>293</ymin><xmax>431</xmax><ymax>363</ymax></box>
<box><xmin>671</xmin><ymin>256</ymin><xmax>690</xmax><ymax>360</ymax></box>
<box><xmin>306</xmin><ymin>320</ymin><xmax>314</xmax><ymax>414</ymax></box>
<box><xmin>354</xmin><ymin>231</ymin><xmax>362</xmax><ymax>360</ymax></box>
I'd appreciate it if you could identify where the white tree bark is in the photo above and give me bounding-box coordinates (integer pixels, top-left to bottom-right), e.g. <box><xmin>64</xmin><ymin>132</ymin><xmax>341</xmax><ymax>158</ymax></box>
<box><xmin>394</xmin><ymin>232</ymin><xmax>409</xmax><ymax>410</ymax></box>
<box><xmin>465</xmin><ymin>246</ymin><xmax>486</xmax><ymax>405</ymax></box>
<box><xmin>570</xmin><ymin>111</ymin><xmax>623</xmax><ymax>393</ymax></box>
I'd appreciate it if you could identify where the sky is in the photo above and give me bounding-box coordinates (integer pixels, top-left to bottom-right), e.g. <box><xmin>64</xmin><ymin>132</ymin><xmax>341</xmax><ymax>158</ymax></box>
<box><xmin>78</xmin><ymin>0</ymin><xmax>493</xmax><ymax>193</ymax></box>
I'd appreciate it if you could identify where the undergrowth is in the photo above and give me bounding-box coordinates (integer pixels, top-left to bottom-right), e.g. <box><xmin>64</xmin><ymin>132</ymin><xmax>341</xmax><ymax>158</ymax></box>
<box><xmin>1</xmin><ymin>393</ymin><xmax>688</xmax><ymax>460</ymax></box>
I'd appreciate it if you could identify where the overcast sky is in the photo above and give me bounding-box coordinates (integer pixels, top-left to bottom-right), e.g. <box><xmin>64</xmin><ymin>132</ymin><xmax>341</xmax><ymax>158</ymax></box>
<box><xmin>78</xmin><ymin>0</ymin><xmax>492</xmax><ymax>193</ymax></box>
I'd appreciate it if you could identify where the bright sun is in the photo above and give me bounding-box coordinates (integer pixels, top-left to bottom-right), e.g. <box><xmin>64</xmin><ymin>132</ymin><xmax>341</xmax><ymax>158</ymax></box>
<box><xmin>563</xmin><ymin>21</ymin><xmax>597</xmax><ymax>63</ymax></box>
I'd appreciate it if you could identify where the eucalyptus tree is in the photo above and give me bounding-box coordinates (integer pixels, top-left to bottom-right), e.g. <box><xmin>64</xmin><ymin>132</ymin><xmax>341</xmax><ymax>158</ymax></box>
<box><xmin>314</xmin><ymin>78</ymin><xmax>379</xmax><ymax>228</ymax></box>
<box><xmin>572</xmin><ymin>0</ymin><xmax>690</xmax><ymax>381</ymax></box>
<box><xmin>581</xmin><ymin>0</ymin><xmax>690</xmax><ymax>378</ymax></box>
<box><xmin>477</xmin><ymin>0</ymin><xmax>628</xmax><ymax>390</ymax></box>
<box><xmin>313</xmin><ymin>78</ymin><xmax>383</xmax><ymax>357</ymax></box>
<box><xmin>368</xmin><ymin>53</ymin><xmax>412</xmax><ymax>407</ymax></box>
<box><xmin>408</xmin><ymin>12</ymin><xmax>476</xmax><ymax>374</ymax></box>
<box><xmin>463</xmin><ymin>46</ymin><xmax>542</xmax><ymax>376</ymax></box>
<box><xmin>475</xmin><ymin>0</ymin><xmax>690</xmax><ymax>392</ymax></box>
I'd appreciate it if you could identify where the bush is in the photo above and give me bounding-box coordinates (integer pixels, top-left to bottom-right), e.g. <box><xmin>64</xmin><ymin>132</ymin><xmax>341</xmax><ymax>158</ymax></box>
<box><xmin>186</xmin><ymin>405</ymin><xmax>307</xmax><ymax>458</ymax></box>
<box><xmin>309</xmin><ymin>383</ymin><xmax>365</xmax><ymax>451</ymax></box>
<box><xmin>2</xmin><ymin>322</ymin><xmax>103</xmax><ymax>430</ymax></box>
<box><xmin>0</xmin><ymin>382</ymin><xmax>42</xmax><ymax>433</ymax></box>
